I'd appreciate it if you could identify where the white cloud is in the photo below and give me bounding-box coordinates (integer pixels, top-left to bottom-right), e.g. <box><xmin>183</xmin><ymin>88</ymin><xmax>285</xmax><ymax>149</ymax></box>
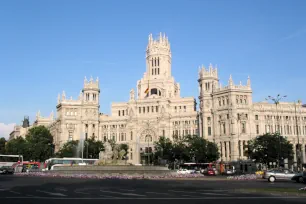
<box><xmin>0</xmin><ymin>123</ymin><xmax>16</xmax><ymax>140</ymax></box>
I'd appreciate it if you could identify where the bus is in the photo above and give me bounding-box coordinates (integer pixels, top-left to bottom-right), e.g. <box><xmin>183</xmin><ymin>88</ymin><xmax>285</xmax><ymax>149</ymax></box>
<box><xmin>0</xmin><ymin>154</ymin><xmax>23</xmax><ymax>168</ymax></box>
<box><xmin>43</xmin><ymin>158</ymin><xmax>98</xmax><ymax>171</ymax></box>
<box><xmin>179</xmin><ymin>163</ymin><xmax>214</xmax><ymax>172</ymax></box>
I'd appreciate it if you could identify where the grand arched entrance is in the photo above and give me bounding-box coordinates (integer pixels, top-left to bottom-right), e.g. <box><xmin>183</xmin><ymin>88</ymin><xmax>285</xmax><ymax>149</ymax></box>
<box><xmin>139</xmin><ymin>129</ymin><xmax>156</xmax><ymax>165</ymax></box>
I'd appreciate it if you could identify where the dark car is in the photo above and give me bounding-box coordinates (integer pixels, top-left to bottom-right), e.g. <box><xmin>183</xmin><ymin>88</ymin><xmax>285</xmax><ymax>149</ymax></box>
<box><xmin>291</xmin><ymin>172</ymin><xmax>304</xmax><ymax>183</ymax></box>
<box><xmin>0</xmin><ymin>166</ymin><xmax>15</xmax><ymax>174</ymax></box>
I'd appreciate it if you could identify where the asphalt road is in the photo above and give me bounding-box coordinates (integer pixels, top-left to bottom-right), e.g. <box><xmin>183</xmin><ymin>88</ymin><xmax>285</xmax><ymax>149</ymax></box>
<box><xmin>0</xmin><ymin>175</ymin><xmax>305</xmax><ymax>204</ymax></box>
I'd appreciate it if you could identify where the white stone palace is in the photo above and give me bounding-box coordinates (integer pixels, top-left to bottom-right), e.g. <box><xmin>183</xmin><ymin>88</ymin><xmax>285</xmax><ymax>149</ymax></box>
<box><xmin>198</xmin><ymin>66</ymin><xmax>306</xmax><ymax>165</ymax></box>
<box><xmin>10</xmin><ymin>33</ymin><xmax>306</xmax><ymax>166</ymax></box>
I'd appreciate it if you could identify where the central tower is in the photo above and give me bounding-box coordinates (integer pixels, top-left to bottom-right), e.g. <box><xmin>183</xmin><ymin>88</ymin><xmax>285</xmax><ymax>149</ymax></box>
<box><xmin>146</xmin><ymin>33</ymin><xmax>172</xmax><ymax>80</ymax></box>
<box><xmin>137</xmin><ymin>33</ymin><xmax>180</xmax><ymax>99</ymax></box>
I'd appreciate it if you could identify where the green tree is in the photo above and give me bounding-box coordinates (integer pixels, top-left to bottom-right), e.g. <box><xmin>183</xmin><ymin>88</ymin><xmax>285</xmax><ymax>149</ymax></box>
<box><xmin>26</xmin><ymin>126</ymin><xmax>54</xmax><ymax>162</ymax></box>
<box><xmin>247</xmin><ymin>133</ymin><xmax>294</xmax><ymax>166</ymax></box>
<box><xmin>153</xmin><ymin>136</ymin><xmax>173</xmax><ymax>162</ymax></box>
<box><xmin>85</xmin><ymin>136</ymin><xmax>104</xmax><ymax>158</ymax></box>
<box><xmin>56</xmin><ymin>140</ymin><xmax>79</xmax><ymax>158</ymax></box>
<box><xmin>5</xmin><ymin>136</ymin><xmax>30</xmax><ymax>160</ymax></box>
<box><xmin>0</xmin><ymin>137</ymin><xmax>6</xmax><ymax>154</ymax></box>
<box><xmin>185</xmin><ymin>135</ymin><xmax>220</xmax><ymax>163</ymax></box>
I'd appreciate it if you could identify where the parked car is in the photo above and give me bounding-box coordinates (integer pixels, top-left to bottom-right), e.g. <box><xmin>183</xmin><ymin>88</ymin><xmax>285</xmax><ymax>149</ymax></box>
<box><xmin>264</xmin><ymin>168</ymin><xmax>296</xmax><ymax>182</ymax></box>
<box><xmin>0</xmin><ymin>166</ymin><xmax>15</xmax><ymax>175</ymax></box>
<box><xmin>291</xmin><ymin>172</ymin><xmax>304</xmax><ymax>183</ymax></box>
<box><xmin>177</xmin><ymin>169</ymin><xmax>195</xmax><ymax>174</ymax></box>
<box><xmin>206</xmin><ymin>168</ymin><xmax>216</xmax><ymax>176</ymax></box>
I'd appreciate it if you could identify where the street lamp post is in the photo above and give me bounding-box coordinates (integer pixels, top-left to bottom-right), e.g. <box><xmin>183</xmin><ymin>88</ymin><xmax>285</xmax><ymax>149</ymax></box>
<box><xmin>266</xmin><ymin>94</ymin><xmax>287</xmax><ymax>168</ymax></box>
<box><xmin>295</xmin><ymin>100</ymin><xmax>303</xmax><ymax>171</ymax></box>
<box><xmin>145</xmin><ymin>135</ymin><xmax>151</xmax><ymax>165</ymax></box>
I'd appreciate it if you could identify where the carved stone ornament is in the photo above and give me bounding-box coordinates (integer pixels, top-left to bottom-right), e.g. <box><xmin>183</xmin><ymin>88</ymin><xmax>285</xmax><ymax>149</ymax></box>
<box><xmin>66</xmin><ymin>123</ymin><xmax>75</xmax><ymax>131</ymax></box>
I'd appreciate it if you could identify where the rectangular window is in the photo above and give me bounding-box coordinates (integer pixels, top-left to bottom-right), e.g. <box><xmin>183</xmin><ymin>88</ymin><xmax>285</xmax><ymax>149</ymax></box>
<box><xmin>208</xmin><ymin>127</ymin><xmax>212</xmax><ymax>136</ymax></box>
<box><xmin>143</xmin><ymin>107</ymin><xmax>145</xmax><ymax>113</ymax></box>
<box><xmin>147</xmin><ymin>106</ymin><xmax>149</xmax><ymax>113</ymax></box>
<box><xmin>207</xmin><ymin>117</ymin><xmax>211</xmax><ymax>122</ymax></box>
<box><xmin>242</xmin><ymin>123</ymin><xmax>246</xmax><ymax>133</ymax></box>
<box><xmin>122</xmin><ymin>110</ymin><xmax>125</xmax><ymax>116</ymax></box>
<box><xmin>131</xmin><ymin>132</ymin><xmax>133</xmax><ymax>140</ymax></box>
<box><xmin>163</xmin><ymin>130</ymin><xmax>165</xmax><ymax>136</ymax></box>
<box><xmin>130</xmin><ymin>153</ymin><xmax>133</xmax><ymax>160</ymax></box>
<box><xmin>152</xmin><ymin>106</ymin><xmax>154</xmax><ymax>112</ymax></box>
<box><xmin>255</xmin><ymin>115</ymin><xmax>258</xmax><ymax>120</ymax></box>
<box><xmin>227</xmin><ymin>114</ymin><xmax>229</xmax><ymax>119</ymax></box>
<box><xmin>156</xmin><ymin>106</ymin><xmax>159</xmax><ymax>112</ymax></box>
<box><xmin>223</xmin><ymin>123</ymin><xmax>226</xmax><ymax>134</ymax></box>
<box><xmin>256</xmin><ymin>125</ymin><xmax>259</xmax><ymax>134</ymax></box>
<box><xmin>184</xmin><ymin>106</ymin><xmax>186</xmax><ymax>112</ymax></box>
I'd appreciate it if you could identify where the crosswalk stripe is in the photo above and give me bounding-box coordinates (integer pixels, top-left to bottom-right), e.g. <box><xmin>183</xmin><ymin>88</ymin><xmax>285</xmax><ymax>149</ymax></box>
<box><xmin>100</xmin><ymin>190</ymin><xmax>145</xmax><ymax>197</ymax></box>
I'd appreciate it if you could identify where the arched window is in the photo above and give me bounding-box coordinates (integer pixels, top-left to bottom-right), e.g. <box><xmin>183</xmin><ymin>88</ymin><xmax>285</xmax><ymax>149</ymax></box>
<box><xmin>158</xmin><ymin>68</ymin><xmax>160</xmax><ymax>75</ymax></box>
<box><xmin>158</xmin><ymin>57</ymin><xmax>159</xmax><ymax>66</ymax></box>
<box><xmin>154</xmin><ymin>58</ymin><xmax>157</xmax><ymax>66</ymax></box>
<box><xmin>159</xmin><ymin>91</ymin><xmax>161</xmax><ymax>96</ymax></box>
<box><xmin>152</xmin><ymin>69</ymin><xmax>154</xmax><ymax>75</ymax></box>
<box><xmin>152</xmin><ymin>58</ymin><xmax>153</xmax><ymax>67</ymax></box>
<box><xmin>151</xmin><ymin>88</ymin><xmax>158</xmax><ymax>95</ymax></box>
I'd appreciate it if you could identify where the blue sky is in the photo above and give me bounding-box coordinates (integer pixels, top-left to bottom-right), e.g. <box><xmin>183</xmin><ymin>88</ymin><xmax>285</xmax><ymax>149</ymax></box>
<box><xmin>1</xmin><ymin>0</ymin><xmax>306</xmax><ymax>138</ymax></box>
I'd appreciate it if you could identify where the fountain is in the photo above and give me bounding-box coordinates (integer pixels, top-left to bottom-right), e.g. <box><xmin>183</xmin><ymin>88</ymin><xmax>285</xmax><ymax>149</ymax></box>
<box><xmin>94</xmin><ymin>142</ymin><xmax>127</xmax><ymax>166</ymax></box>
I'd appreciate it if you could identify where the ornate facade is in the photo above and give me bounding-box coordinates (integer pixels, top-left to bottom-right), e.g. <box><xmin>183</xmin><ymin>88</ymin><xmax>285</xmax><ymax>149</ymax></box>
<box><xmin>10</xmin><ymin>33</ymin><xmax>306</xmax><ymax>166</ymax></box>
<box><xmin>36</xmin><ymin>33</ymin><xmax>197</xmax><ymax>165</ymax></box>
<box><xmin>198</xmin><ymin>66</ymin><xmax>306</xmax><ymax>165</ymax></box>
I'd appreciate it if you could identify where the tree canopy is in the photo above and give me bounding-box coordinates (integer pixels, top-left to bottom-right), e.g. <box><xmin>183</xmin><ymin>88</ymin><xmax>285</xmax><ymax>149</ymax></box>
<box><xmin>57</xmin><ymin>136</ymin><xmax>104</xmax><ymax>159</ymax></box>
<box><xmin>153</xmin><ymin>135</ymin><xmax>220</xmax><ymax>165</ymax></box>
<box><xmin>25</xmin><ymin>126</ymin><xmax>54</xmax><ymax>162</ymax></box>
<box><xmin>0</xmin><ymin>137</ymin><xmax>6</xmax><ymax>154</ymax></box>
<box><xmin>247</xmin><ymin>133</ymin><xmax>294</xmax><ymax>166</ymax></box>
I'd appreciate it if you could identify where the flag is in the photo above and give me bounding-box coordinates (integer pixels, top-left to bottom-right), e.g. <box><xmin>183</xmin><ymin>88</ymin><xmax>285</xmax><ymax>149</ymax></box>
<box><xmin>144</xmin><ymin>80</ymin><xmax>149</xmax><ymax>95</ymax></box>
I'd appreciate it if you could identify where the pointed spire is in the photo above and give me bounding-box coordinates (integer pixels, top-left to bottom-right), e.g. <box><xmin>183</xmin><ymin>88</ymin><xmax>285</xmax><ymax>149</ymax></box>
<box><xmin>239</xmin><ymin>81</ymin><xmax>242</xmax><ymax>86</ymax></box>
<box><xmin>90</xmin><ymin>76</ymin><xmax>93</xmax><ymax>82</ymax></box>
<box><xmin>57</xmin><ymin>93</ymin><xmax>61</xmax><ymax>104</ymax></box>
<box><xmin>84</xmin><ymin>76</ymin><xmax>88</xmax><ymax>84</ymax></box>
<box><xmin>96</xmin><ymin>76</ymin><xmax>99</xmax><ymax>82</ymax></box>
<box><xmin>247</xmin><ymin>76</ymin><xmax>251</xmax><ymax>87</ymax></box>
<box><xmin>62</xmin><ymin>91</ymin><xmax>66</xmax><ymax>100</ymax></box>
<box><xmin>50</xmin><ymin>110</ymin><xmax>54</xmax><ymax>119</ymax></box>
<box><xmin>36</xmin><ymin>110</ymin><xmax>41</xmax><ymax>119</ymax></box>
<box><xmin>79</xmin><ymin>90</ymin><xmax>83</xmax><ymax>100</ymax></box>
<box><xmin>209</xmin><ymin>63</ymin><xmax>213</xmax><ymax>71</ymax></box>
<box><xmin>228</xmin><ymin>75</ymin><xmax>233</xmax><ymax>86</ymax></box>
<box><xmin>159</xmin><ymin>32</ymin><xmax>162</xmax><ymax>42</ymax></box>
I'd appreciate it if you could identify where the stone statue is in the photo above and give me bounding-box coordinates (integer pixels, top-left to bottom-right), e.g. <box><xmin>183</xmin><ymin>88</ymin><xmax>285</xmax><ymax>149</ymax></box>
<box><xmin>118</xmin><ymin>149</ymin><xmax>126</xmax><ymax>160</ymax></box>
<box><xmin>98</xmin><ymin>142</ymin><xmax>113</xmax><ymax>161</ymax></box>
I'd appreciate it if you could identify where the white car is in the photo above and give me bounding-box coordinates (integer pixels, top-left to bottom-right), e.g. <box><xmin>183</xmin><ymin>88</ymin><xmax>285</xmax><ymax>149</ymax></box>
<box><xmin>177</xmin><ymin>169</ymin><xmax>194</xmax><ymax>174</ymax></box>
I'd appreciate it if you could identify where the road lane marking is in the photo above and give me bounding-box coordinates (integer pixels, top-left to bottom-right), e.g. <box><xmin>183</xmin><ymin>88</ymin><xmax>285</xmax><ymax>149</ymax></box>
<box><xmin>3</xmin><ymin>196</ymin><xmax>305</xmax><ymax>200</ymax></box>
<box><xmin>36</xmin><ymin>190</ymin><xmax>66</xmax><ymax>197</ymax></box>
<box><xmin>100</xmin><ymin>195</ymin><xmax>118</xmax><ymax>198</ymax></box>
<box><xmin>118</xmin><ymin>188</ymin><xmax>136</xmax><ymax>192</ymax></box>
<box><xmin>74</xmin><ymin>191</ymin><xmax>90</xmax><ymax>195</ymax></box>
<box><xmin>100</xmin><ymin>190</ymin><xmax>145</xmax><ymax>197</ymax></box>
<box><xmin>55</xmin><ymin>188</ymin><xmax>67</xmax><ymax>192</ymax></box>
<box><xmin>146</xmin><ymin>192</ymin><xmax>169</xmax><ymax>195</ymax></box>
<box><xmin>201</xmin><ymin>193</ymin><xmax>229</xmax><ymax>196</ymax></box>
<box><xmin>181</xmin><ymin>195</ymin><xmax>197</xmax><ymax>197</ymax></box>
<box><xmin>169</xmin><ymin>190</ymin><xmax>198</xmax><ymax>194</ymax></box>
<box><xmin>9</xmin><ymin>191</ymin><xmax>21</xmax><ymax>195</ymax></box>
<box><xmin>197</xmin><ymin>189</ymin><xmax>228</xmax><ymax>192</ymax></box>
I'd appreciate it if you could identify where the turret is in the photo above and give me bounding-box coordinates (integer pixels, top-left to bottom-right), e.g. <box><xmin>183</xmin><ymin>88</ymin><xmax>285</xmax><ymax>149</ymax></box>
<box><xmin>146</xmin><ymin>32</ymin><xmax>172</xmax><ymax>79</ymax></box>
<box><xmin>83</xmin><ymin>76</ymin><xmax>100</xmax><ymax>104</ymax></box>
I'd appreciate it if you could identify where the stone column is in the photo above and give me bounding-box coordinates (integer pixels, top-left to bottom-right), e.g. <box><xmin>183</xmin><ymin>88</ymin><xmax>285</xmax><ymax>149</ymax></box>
<box><xmin>239</xmin><ymin>140</ymin><xmax>243</xmax><ymax>159</ymax></box>
<box><xmin>221</xmin><ymin>142</ymin><xmax>225</xmax><ymax>161</ymax></box>
<box><xmin>230</xmin><ymin>140</ymin><xmax>239</xmax><ymax>161</ymax></box>
<box><xmin>293</xmin><ymin>144</ymin><xmax>297</xmax><ymax>167</ymax></box>
<box><xmin>226</xmin><ymin>141</ymin><xmax>230</xmax><ymax>161</ymax></box>
<box><xmin>302</xmin><ymin>144</ymin><xmax>306</xmax><ymax>164</ymax></box>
